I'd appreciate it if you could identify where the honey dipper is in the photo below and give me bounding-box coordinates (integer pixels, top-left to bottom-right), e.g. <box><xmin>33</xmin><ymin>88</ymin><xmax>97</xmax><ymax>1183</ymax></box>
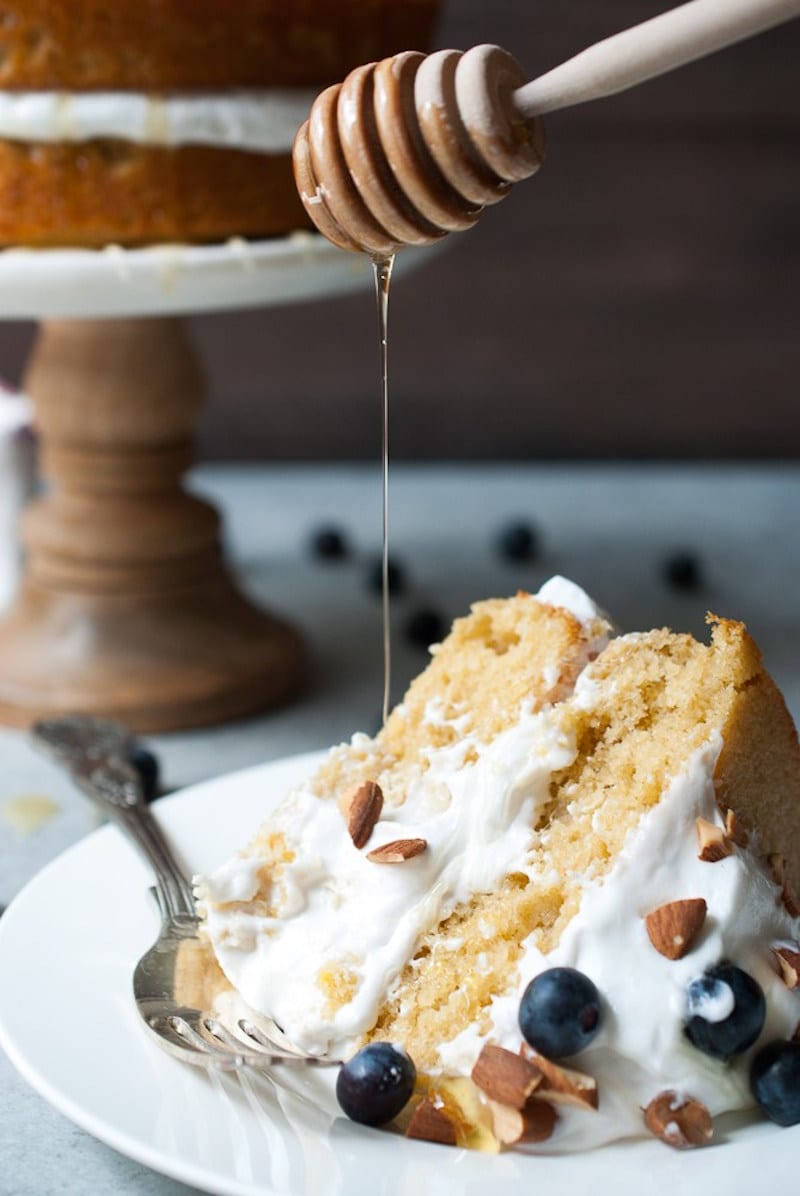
<box><xmin>293</xmin><ymin>0</ymin><xmax>800</xmax><ymax>255</ymax></box>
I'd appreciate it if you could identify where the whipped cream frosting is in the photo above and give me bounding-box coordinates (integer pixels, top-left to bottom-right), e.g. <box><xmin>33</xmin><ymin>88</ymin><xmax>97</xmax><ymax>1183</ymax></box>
<box><xmin>196</xmin><ymin>577</ymin><xmax>800</xmax><ymax>1149</ymax></box>
<box><xmin>0</xmin><ymin>90</ymin><xmax>316</xmax><ymax>152</ymax></box>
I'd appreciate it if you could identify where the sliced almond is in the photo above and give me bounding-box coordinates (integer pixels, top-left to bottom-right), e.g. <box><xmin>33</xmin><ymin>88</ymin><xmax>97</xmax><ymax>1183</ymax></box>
<box><xmin>725</xmin><ymin>808</ymin><xmax>749</xmax><ymax>847</ymax></box>
<box><xmin>471</xmin><ymin>1044</ymin><xmax>543</xmax><ymax>1109</ymax></box>
<box><xmin>406</xmin><ymin>1097</ymin><xmax>458</xmax><ymax>1146</ymax></box>
<box><xmin>489</xmin><ymin>1098</ymin><xmax>558</xmax><ymax>1145</ymax></box>
<box><xmin>367</xmin><ymin>837</ymin><xmax>427</xmax><ymax>864</ymax></box>
<box><xmin>519</xmin><ymin>1045</ymin><xmax>598</xmax><ymax>1111</ymax></box>
<box><xmin>339</xmin><ymin>781</ymin><xmax>383</xmax><ymax>849</ymax></box>
<box><xmin>696</xmin><ymin>817</ymin><xmax>732</xmax><ymax>862</ymax></box>
<box><xmin>644</xmin><ymin>1091</ymin><xmax>713</xmax><ymax>1149</ymax></box>
<box><xmin>644</xmin><ymin>898</ymin><xmax>707</xmax><ymax>960</ymax></box>
<box><xmin>773</xmin><ymin>945</ymin><xmax>800</xmax><ymax>989</ymax></box>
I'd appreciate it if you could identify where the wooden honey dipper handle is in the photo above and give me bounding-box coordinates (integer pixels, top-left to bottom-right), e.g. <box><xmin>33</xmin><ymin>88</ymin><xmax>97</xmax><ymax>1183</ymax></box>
<box><xmin>514</xmin><ymin>0</ymin><xmax>800</xmax><ymax>117</ymax></box>
<box><xmin>294</xmin><ymin>0</ymin><xmax>800</xmax><ymax>254</ymax></box>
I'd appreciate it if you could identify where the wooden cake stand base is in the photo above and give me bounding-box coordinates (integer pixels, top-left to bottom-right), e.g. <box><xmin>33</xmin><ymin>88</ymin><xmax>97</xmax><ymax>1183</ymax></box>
<box><xmin>0</xmin><ymin>235</ymin><xmax>431</xmax><ymax>731</ymax></box>
<box><xmin>0</xmin><ymin>317</ymin><xmax>303</xmax><ymax>732</ymax></box>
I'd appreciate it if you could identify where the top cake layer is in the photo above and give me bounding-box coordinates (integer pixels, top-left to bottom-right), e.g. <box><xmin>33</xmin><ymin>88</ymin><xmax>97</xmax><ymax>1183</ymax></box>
<box><xmin>0</xmin><ymin>0</ymin><xmax>440</xmax><ymax>90</ymax></box>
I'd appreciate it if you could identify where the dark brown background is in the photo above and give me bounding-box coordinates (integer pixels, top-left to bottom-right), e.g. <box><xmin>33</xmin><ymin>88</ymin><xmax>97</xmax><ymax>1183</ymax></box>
<box><xmin>1</xmin><ymin>0</ymin><xmax>798</xmax><ymax>460</ymax></box>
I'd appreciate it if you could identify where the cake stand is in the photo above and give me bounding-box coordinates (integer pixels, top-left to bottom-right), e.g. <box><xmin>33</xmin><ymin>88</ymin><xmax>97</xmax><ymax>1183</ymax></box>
<box><xmin>0</xmin><ymin>235</ymin><xmax>417</xmax><ymax>732</ymax></box>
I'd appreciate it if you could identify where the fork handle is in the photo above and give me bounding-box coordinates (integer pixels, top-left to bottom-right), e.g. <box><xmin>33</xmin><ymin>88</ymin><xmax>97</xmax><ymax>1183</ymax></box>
<box><xmin>75</xmin><ymin>755</ymin><xmax>197</xmax><ymax>922</ymax></box>
<box><xmin>114</xmin><ymin>800</ymin><xmax>197</xmax><ymax>923</ymax></box>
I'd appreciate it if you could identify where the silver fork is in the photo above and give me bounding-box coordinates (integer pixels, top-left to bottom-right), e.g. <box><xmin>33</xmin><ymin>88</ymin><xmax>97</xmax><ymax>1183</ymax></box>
<box><xmin>32</xmin><ymin>715</ymin><xmax>340</xmax><ymax>1072</ymax></box>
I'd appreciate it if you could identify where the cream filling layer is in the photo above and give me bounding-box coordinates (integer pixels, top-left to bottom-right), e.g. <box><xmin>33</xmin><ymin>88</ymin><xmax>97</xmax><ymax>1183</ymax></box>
<box><xmin>0</xmin><ymin>90</ymin><xmax>316</xmax><ymax>152</ymax></box>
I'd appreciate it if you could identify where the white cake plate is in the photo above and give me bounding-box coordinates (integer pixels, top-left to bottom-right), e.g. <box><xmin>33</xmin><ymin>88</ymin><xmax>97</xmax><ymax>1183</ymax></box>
<box><xmin>0</xmin><ymin>233</ymin><xmax>432</xmax><ymax>730</ymax></box>
<box><xmin>0</xmin><ymin>231</ymin><xmax>431</xmax><ymax>319</ymax></box>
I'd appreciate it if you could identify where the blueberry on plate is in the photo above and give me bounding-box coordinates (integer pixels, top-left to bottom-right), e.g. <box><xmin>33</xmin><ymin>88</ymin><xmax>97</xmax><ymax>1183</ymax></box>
<box><xmin>404</xmin><ymin>607</ymin><xmax>447</xmax><ymax>650</ymax></box>
<box><xmin>496</xmin><ymin>521</ymin><xmax>540</xmax><ymax>563</ymax></box>
<box><xmin>750</xmin><ymin>1040</ymin><xmax>800</xmax><ymax>1126</ymax></box>
<box><xmin>309</xmin><ymin>525</ymin><xmax>349</xmax><ymax>561</ymax></box>
<box><xmin>128</xmin><ymin>742</ymin><xmax>160</xmax><ymax>803</ymax></box>
<box><xmin>662</xmin><ymin>551</ymin><xmax>702</xmax><ymax>592</ymax></box>
<box><xmin>518</xmin><ymin>967</ymin><xmax>602</xmax><ymax>1058</ymax></box>
<box><xmin>336</xmin><ymin>1042</ymin><xmax>416</xmax><ymax>1126</ymax></box>
<box><xmin>684</xmin><ymin>962</ymin><xmax>765</xmax><ymax>1060</ymax></box>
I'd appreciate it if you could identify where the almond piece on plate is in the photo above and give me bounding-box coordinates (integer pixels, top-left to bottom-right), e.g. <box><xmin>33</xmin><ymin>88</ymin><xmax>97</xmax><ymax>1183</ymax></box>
<box><xmin>489</xmin><ymin>1098</ymin><xmax>558</xmax><ymax>1145</ymax></box>
<box><xmin>696</xmin><ymin>817</ymin><xmax>732</xmax><ymax>862</ymax></box>
<box><xmin>644</xmin><ymin>1091</ymin><xmax>713</xmax><ymax>1149</ymax></box>
<box><xmin>406</xmin><ymin>1098</ymin><xmax>459</xmax><ymax>1146</ymax></box>
<box><xmin>366</xmin><ymin>837</ymin><xmax>427</xmax><ymax>864</ymax></box>
<box><xmin>644</xmin><ymin>898</ymin><xmax>707</xmax><ymax>960</ymax></box>
<box><xmin>471</xmin><ymin>1044</ymin><xmax>543</xmax><ymax>1109</ymax></box>
<box><xmin>339</xmin><ymin>781</ymin><xmax>383</xmax><ymax>849</ymax></box>
<box><xmin>519</xmin><ymin>1046</ymin><xmax>598</xmax><ymax>1111</ymax></box>
<box><xmin>773</xmin><ymin>945</ymin><xmax>800</xmax><ymax>989</ymax></box>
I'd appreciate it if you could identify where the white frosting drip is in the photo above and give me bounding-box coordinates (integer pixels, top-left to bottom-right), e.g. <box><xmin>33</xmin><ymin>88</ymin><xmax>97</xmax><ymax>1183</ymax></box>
<box><xmin>534</xmin><ymin>574</ymin><xmax>610</xmax><ymax>661</ymax></box>
<box><xmin>0</xmin><ymin>90</ymin><xmax>316</xmax><ymax>152</ymax></box>
<box><xmin>438</xmin><ymin>734</ymin><xmax>800</xmax><ymax>1151</ymax></box>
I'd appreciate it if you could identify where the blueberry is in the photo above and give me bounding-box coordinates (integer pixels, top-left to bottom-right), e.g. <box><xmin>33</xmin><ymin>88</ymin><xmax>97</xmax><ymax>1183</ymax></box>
<box><xmin>684</xmin><ymin>962</ymin><xmax>765</xmax><ymax>1060</ymax></box>
<box><xmin>750</xmin><ymin>1040</ymin><xmax>800</xmax><ymax>1126</ymax></box>
<box><xmin>404</xmin><ymin>607</ymin><xmax>447</xmax><ymax>650</ymax></box>
<box><xmin>129</xmin><ymin>742</ymin><xmax>160</xmax><ymax>803</ymax></box>
<box><xmin>518</xmin><ymin>967</ymin><xmax>602</xmax><ymax>1058</ymax></box>
<box><xmin>336</xmin><ymin>1042</ymin><xmax>416</xmax><ymax>1126</ymax></box>
<box><xmin>496</xmin><ymin>521</ymin><xmax>540</xmax><ymax>562</ymax></box>
<box><xmin>366</xmin><ymin>557</ymin><xmax>406</xmax><ymax>597</ymax></box>
<box><xmin>663</xmin><ymin>551</ymin><xmax>702</xmax><ymax>592</ymax></box>
<box><xmin>309</xmin><ymin>526</ymin><xmax>349</xmax><ymax>561</ymax></box>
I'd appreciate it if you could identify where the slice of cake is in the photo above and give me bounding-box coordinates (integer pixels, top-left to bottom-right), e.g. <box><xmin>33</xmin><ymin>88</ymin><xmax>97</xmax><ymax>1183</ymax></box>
<box><xmin>0</xmin><ymin>0</ymin><xmax>440</xmax><ymax>246</ymax></box>
<box><xmin>196</xmin><ymin>578</ymin><xmax>800</xmax><ymax>1150</ymax></box>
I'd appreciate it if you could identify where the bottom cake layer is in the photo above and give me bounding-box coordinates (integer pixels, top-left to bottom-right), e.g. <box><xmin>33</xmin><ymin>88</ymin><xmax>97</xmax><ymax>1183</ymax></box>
<box><xmin>0</xmin><ymin>139</ymin><xmax>311</xmax><ymax>246</ymax></box>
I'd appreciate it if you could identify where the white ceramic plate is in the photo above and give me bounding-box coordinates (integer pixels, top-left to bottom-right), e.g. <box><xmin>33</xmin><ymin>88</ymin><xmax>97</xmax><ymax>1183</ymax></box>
<box><xmin>0</xmin><ymin>752</ymin><xmax>796</xmax><ymax>1196</ymax></box>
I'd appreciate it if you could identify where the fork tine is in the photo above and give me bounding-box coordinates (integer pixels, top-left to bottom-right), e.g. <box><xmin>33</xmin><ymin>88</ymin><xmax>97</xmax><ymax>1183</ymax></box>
<box><xmin>146</xmin><ymin>1008</ymin><xmax>334</xmax><ymax>1070</ymax></box>
<box><xmin>236</xmin><ymin>1018</ymin><xmax>308</xmax><ymax>1058</ymax></box>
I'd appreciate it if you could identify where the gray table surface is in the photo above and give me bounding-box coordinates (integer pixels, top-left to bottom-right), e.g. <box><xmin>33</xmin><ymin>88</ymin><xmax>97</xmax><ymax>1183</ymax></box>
<box><xmin>2</xmin><ymin>462</ymin><xmax>799</xmax><ymax>1196</ymax></box>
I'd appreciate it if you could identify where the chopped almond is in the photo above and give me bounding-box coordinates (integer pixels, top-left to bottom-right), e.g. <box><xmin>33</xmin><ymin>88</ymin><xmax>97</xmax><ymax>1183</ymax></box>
<box><xmin>519</xmin><ymin>1045</ymin><xmax>598</xmax><ymax>1111</ymax></box>
<box><xmin>725</xmin><ymin>808</ymin><xmax>749</xmax><ymax>847</ymax></box>
<box><xmin>767</xmin><ymin>854</ymin><xmax>800</xmax><ymax>917</ymax></box>
<box><xmin>489</xmin><ymin>1098</ymin><xmax>558</xmax><ymax>1145</ymax></box>
<box><xmin>471</xmin><ymin>1043</ymin><xmax>542</xmax><ymax>1109</ymax></box>
<box><xmin>773</xmin><ymin>945</ymin><xmax>800</xmax><ymax>989</ymax></box>
<box><xmin>366</xmin><ymin>838</ymin><xmax>427</xmax><ymax>863</ymax></box>
<box><xmin>644</xmin><ymin>1091</ymin><xmax>713</xmax><ymax>1149</ymax></box>
<box><xmin>406</xmin><ymin>1098</ymin><xmax>458</xmax><ymax>1146</ymax></box>
<box><xmin>696</xmin><ymin>817</ymin><xmax>732</xmax><ymax>862</ymax></box>
<box><xmin>339</xmin><ymin>781</ymin><xmax>383</xmax><ymax>849</ymax></box>
<box><xmin>644</xmin><ymin>898</ymin><xmax>707</xmax><ymax>960</ymax></box>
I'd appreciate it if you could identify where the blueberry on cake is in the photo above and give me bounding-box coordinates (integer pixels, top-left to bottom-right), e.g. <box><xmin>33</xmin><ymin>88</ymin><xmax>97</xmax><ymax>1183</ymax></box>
<box><xmin>196</xmin><ymin>577</ymin><xmax>800</xmax><ymax>1150</ymax></box>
